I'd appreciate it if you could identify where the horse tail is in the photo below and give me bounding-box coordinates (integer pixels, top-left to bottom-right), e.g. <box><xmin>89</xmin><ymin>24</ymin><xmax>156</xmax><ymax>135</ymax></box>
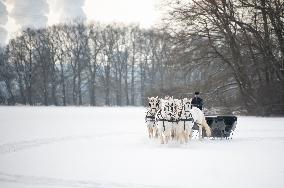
<box><xmin>202</xmin><ymin>117</ymin><xmax>211</xmax><ymax>137</ymax></box>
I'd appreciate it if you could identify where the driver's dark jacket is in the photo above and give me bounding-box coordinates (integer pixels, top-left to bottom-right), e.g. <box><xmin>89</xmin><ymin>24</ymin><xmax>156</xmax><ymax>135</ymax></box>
<box><xmin>191</xmin><ymin>97</ymin><xmax>203</xmax><ymax>110</ymax></box>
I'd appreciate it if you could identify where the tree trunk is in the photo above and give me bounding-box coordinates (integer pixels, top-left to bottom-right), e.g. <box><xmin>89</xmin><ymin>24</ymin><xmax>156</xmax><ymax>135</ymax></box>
<box><xmin>140</xmin><ymin>58</ymin><xmax>146</xmax><ymax>105</ymax></box>
<box><xmin>78</xmin><ymin>69</ymin><xmax>82</xmax><ymax>105</ymax></box>
<box><xmin>51</xmin><ymin>59</ymin><xmax>58</xmax><ymax>106</ymax></box>
<box><xmin>90</xmin><ymin>64</ymin><xmax>97</xmax><ymax>106</ymax></box>
<box><xmin>118</xmin><ymin>66</ymin><xmax>122</xmax><ymax>106</ymax></box>
<box><xmin>72</xmin><ymin>74</ymin><xmax>77</xmax><ymax>105</ymax></box>
<box><xmin>5</xmin><ymin>79</ymin><xmax>15</xmax><ymax>105</ymax></box>
<box><xmin>105</xmin><ymin>64</ymin><xmax>110</xmax><ymax>106</ymax></box>
<box><xmin>42</xmin><ymin>62</ymin><xmax>48</xmax><ymax>106</ymax></box>
<box><xmin>114</xmin><ymin>61</ymin><xmax>120</xmax><ymax>105</ymax></box>
<box><xmin>124</xmin><ymin>60</ymin><xmax>129</xmax><ymax>105</ymax></box>
<box><xmin>59</xmin><ymin>61</ymin><xmax>66</xmax><ymax>106</ymax></box>
<box><xmin>27</xmin><ymin>49</ymin><xmax>33</xmax><ymax>105</ymax></box>
<box><xmin>131</xmin><ymin>57</ymin><xmax>135</xmax><ymax>105</ymax></box>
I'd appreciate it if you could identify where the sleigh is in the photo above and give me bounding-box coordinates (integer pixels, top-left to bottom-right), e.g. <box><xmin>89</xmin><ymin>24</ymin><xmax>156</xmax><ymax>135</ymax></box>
<box><xmin>193</xmin><ymin>116</ymin><xmax>237</xmax><ymax>139</ymax></box>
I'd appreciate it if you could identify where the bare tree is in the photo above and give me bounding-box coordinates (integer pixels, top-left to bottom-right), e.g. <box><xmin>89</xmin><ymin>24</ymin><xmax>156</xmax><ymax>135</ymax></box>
<box><xmin>164</xmin><ymin>0</ymin><xmax>284</xmax><ymax>115</ymax></box>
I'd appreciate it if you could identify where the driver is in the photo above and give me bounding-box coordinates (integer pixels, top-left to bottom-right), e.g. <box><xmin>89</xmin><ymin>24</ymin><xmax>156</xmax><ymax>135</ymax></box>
<box><xmin>191</xmin><ymin>91</ymin><xmax>203</xmax><ymax>110</ymax></box>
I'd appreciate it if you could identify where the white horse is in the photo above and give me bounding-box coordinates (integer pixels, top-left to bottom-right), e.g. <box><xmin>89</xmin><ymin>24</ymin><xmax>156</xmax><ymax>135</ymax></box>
<box><xmin>145</xmin><ymin>96</ymin><xmax>159</xmax><ymax>138</ymax></box>
<box><xmin>155</xmin><ymin>97</ymin><xmax>174</xmax><ymax>144</ymax></box>
<box><xmin>184</xmin><ymin>98</ymin><xmax>211</xmax><ymax>139</ymax></box>
<box><xmin>175</xmin><ymin>99</ymin><xmax>195</xmax><ymax>143</ymax></box>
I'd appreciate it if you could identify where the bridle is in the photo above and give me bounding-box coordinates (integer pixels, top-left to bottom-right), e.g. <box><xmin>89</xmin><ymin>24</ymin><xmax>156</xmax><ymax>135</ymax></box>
<box><xmin>183</xmin><ymin>101</ymin><xmax>192</xmax><ymax>112</ymax></box>
<box><xmin>146</xmin><ymin>101</ymin><xmax>159</xmax><ymax>122</ymax></box>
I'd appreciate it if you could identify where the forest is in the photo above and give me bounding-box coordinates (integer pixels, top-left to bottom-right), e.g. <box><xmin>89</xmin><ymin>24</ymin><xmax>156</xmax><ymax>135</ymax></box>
<box><xmin>0</xmin><ymin>0</ymin><xmax>283</xmax><ymax>115</ymax></box>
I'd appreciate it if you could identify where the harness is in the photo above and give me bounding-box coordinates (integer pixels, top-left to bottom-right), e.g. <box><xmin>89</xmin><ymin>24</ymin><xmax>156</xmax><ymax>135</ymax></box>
<box><xmin>156</xmin><ymin>109</ymin><xmax>189</xmax><ymax>131</ymax></box>
<box><xmin>155</xmin><ymin>110</ymin><xmax>173</xmax><ymax>132</ymax></box>
<box><xmin>145</xmin><ymin>115</ymin><xmax>155</xmax><ymax>121</ymax></box>
<box><xmin>145</xmin><ymin>108</ymin><xmax>157</xmax><ymax>123</ymax></box>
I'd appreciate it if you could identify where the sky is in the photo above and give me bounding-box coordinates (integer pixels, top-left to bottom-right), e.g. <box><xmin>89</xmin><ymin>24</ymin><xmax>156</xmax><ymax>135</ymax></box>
<box><xmin>0</xmin><ymin>0</ymin><xmax>162</xmax><ymax>45</ymax></box>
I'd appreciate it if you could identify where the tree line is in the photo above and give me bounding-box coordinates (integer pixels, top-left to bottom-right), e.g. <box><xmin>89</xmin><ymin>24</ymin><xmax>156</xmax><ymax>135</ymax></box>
<box><xmin>0</xmin><ymin>23</ymin><xmax>185</xmax><ymax>107</ymax></box>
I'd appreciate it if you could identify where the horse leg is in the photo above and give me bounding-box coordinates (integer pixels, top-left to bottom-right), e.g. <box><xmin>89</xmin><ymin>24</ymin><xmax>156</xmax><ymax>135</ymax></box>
<box><xmin>189</xmin><ymin>128</ymin><xmax>193</xmax><ymax>140</ymax></box>
<box><xmin>148</xmin><ymin>126</ymin><xmax>151</xmax><ymax>138</ymax></box>
<box><xmin>199</xmin><ymin>124</ymin><xmax>203</xmax><ymax>140</ymax></box>
<box><xmin>171</xmin><ymin>129</ymin><xmax>175</xmax><ymax>140</ymax></box>
<box><xmin>183</xmin><ymin>131</ymin><xmax>187</xmax><ymax>144</ymax></box>
<box><xmin>151</xmin><ymin>127</ymin><xmax>154</xmax><ymax>138</ymax></box>
<box><xmin>180</xmin><ymin>131</ymin><xmax>184</xmax><ymax>144</ymax></box>
<box><xmin>177</xmin><ymin>131</ymin><xmax>182</xmax><ymax>144</ymax></box>
<box><xmin>165</xmin><ymin>132</ymin><xmax>169</xmax><ymax>144</ymax></box>
<box><xmin>176</xmin><ymin>126</ymin><xmax>181</xmax><ymax>143</ymax></box>
<box><xmin>166</xmin><ymin>130</ymin><xmax>171</xmax><ymax>144</ymax></box>
<box><xmin>152</xmin><ymin>127</ymin><xmax>157</xmax><ymax>138</ymax></box>
<box><xmin>174</xmin><ymin>124</ymin><xmax>178</xmax><ymax>141</ymax></box>
<box><xmin>160</xmin><ymin>132</ymin><xmax>165</xmax><ymax>144</ymax></box>
<box><xmin>155</xmin><ymin>128</ymin><xmax>159</xmax><ymax>138</ymax></box>
<box><xmin>181</xmin><ymin>132</ymin><xmax>184</xmax><ymax>144</ymax></box>
<box><xmin>185</xmin><ymin>131</ymin><xmax>189</xmax><ymax>143</ymax></box>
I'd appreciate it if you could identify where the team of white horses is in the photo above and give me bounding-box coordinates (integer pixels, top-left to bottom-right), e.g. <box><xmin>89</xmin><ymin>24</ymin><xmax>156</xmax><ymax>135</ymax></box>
<box><xmin>145</xmin><ymin>96</ymin><xmax>211</xmax><ymax>144</ymax></box>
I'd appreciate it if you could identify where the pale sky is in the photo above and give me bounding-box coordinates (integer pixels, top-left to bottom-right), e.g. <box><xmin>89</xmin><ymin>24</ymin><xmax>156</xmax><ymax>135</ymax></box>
<box><xmin>83</xmin><ymin>0</ymin><xmax>160</xmax><ymax>27</ymax></box>
<box><xmin>5</xmin><ymin>0</ymin><xmax>162</xmax><ymax>41</ymax></box>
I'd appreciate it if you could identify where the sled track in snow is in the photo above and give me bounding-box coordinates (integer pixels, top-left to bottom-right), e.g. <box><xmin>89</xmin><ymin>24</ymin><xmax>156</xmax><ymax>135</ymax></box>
<box><xmin>0</xmin><ymin>172</ymin><xmax>167</xmax><ymax>188</ymax></box>
<box><xmin>0</xmin><ymin>131</ymin><xmax>138</xmax><ymax>154</ymax></box>
<box><xmin>2</xmin><ymin>132</ymin><xmax>284</xmax><ymax>154</ymax></box>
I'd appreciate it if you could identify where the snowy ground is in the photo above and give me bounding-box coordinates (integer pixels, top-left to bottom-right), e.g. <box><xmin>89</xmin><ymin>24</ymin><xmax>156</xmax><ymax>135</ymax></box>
<box><xmin>0</xmin><ymin>107</ymin><xmax>284</xmax><ymax>188</ymax></box>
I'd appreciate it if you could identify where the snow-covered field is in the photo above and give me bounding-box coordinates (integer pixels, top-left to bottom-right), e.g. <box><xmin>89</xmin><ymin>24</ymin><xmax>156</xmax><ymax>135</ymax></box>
<box><xmin>0</xmin><ymin>107</ymin><xmax>284</xmax><ymax>188</ymax></box>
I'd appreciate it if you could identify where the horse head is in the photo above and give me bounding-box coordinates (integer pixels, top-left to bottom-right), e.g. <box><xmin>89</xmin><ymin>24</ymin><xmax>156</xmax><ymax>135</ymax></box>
<box><xmin>183</xmin><ymin>98</ymin><xmax>192</xmax><ymax>111</ymax></box>
<box><xmin>160</xmin><ymin>97</ymin><xmax>174</xmax><ymax>119</ymax></box>
<box><xmin>148</xmin><ymin>96</ymin><xmax>159</xmax><ymax>110</ymax></box>
<box><xmin>174</xmin><ymin>99</ymin><xmax>183</xmax><ymax>114</ymax></box>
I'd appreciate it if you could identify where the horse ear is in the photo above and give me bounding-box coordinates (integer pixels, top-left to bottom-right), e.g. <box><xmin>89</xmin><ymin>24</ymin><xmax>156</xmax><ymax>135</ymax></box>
<box><xmin>156</xmin><ymin>96</ymin><xmax>158</xmax><ymax>99</ymax></box>
<box><xmin>147</xmin><ymin>97</ymin><xmax>150</xmax><ymax>100</ymax></box>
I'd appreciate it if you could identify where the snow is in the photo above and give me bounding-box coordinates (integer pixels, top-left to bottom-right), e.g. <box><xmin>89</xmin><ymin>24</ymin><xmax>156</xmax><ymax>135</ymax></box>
<box><xmin>0</xmin><ymin>106</ymin><xmax>284</xmax><ymax>188</ymax></box>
